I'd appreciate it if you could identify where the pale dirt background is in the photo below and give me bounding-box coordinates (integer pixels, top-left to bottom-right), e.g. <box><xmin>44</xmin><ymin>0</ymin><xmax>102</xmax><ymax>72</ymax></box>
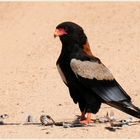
<box><xmin>0</xmin><ymin>2</ymin><xmax>140</xmax><ymax>138</ymax></box>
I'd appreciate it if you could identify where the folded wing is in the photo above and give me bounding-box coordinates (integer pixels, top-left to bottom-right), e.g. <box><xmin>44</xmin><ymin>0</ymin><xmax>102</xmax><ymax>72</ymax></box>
<box><xmin>70</xmin><ymin>58</ymin><xmax>130</xmax><ymax>102</ymax></box>
<box><xmin>70</xmin><ymin>58</ymin><xmax>140</xmax><ymax>118</ymax></box>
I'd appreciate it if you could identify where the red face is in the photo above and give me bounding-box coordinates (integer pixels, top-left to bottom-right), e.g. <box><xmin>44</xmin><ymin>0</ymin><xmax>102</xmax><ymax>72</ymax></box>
<box><xmin>54</xmin><ymin>28</ymin><xmax>68</xmax><ymax>38</ymax></box>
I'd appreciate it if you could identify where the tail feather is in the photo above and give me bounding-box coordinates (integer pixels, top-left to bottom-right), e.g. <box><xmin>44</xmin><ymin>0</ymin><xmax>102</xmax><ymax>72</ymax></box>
<box><xmin>130</xmin><ymin>103</ymin><xmax>140</xmax><ymax>112</ymax></box>
<box><xmin>107</xmin><ymin>101</ymin><xmax>140</xmax><ymax>119</ymax></box>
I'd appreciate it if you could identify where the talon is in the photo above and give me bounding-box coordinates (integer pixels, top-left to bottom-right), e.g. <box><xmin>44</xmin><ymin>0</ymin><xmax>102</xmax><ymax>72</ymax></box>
<box><xmin>80</xmin><ymin>113</ymin><xmax>94</xmax><ymax>124</ymax></box>
<box><xmin>80</xmin><ymin>119</ymin><xmax>94</xmax><ymax>124</ymax></box>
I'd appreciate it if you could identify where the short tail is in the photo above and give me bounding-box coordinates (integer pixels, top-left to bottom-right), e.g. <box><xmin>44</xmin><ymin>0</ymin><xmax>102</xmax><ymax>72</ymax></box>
<box><xmin>107</xmin><ymin>101</ymin><xmax>140</xmax><ymax>119</ymax></box>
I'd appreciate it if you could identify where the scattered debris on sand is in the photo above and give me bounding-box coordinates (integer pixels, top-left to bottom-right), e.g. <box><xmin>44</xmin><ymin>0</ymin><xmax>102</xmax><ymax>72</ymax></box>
<box><xmin>39</xmin><ymin>111</ymin><xmax>140</xmax><ymax>129</ymax></box>
<box><xmin>0</xmin><ymin>114</ymin><xmax>9</xmax><ymax>125</ymax></box>
<box><xmin>0</xmin><ymin>111</ymin><xmax>140</xmax><ymax>131</ymax></box>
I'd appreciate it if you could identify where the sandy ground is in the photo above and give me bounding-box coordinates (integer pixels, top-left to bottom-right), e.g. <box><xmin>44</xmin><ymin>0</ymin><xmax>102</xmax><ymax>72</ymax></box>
<box><xmin>0</xmin><ymin>2</ymin><xmax>140</xmax><ymax>138</ymax></box>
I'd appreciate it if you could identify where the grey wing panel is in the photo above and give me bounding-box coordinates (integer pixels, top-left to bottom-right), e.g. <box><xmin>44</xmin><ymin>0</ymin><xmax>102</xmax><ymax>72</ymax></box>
<box><xmin>70</xmin><ymin>58</ymin><xmax>114</xmax><ymax>80</ymax></box>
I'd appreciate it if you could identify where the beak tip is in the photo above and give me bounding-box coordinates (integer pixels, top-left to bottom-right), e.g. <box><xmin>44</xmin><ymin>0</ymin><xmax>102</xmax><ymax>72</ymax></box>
<box><xmin>54</xmin><ymin>34</ymin><xmax>57</xmax><ymax>38</ymax></box>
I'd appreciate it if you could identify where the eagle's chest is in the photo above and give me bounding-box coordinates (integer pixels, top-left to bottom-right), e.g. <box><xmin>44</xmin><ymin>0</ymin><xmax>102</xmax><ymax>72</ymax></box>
<box><xmin>56</xmin><ymin>52</ymin><xmax>74</xmax><ymax>85</ymax></box>
<box><xmin>57</xmin><ymin>63</ymin><xmax>68</xmax><ymax>85</ymax></box>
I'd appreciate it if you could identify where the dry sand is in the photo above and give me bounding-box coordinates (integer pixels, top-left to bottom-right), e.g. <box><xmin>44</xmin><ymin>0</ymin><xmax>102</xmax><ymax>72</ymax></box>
<box><xmin>0</xmin><ymin>2</ymin><xmax>140</xmax><ymax>138</ymax></box>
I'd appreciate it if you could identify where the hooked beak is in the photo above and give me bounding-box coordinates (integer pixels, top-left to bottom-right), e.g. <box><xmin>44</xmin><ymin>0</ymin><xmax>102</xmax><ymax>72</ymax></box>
<box><xmin>54</xmin><ymin>28</ymin><xmax>67</xmax><ymax>38</ymax></box>
<box><xmin>54</xmin><ymin>29</ymin><xmax>59</xmax><ymax>38</ymax></box>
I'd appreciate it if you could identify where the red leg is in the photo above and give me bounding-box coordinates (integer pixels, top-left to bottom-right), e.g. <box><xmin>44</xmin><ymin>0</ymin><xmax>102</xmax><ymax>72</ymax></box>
<box><xmin>80</xmin><ymin>113</ymin><xmax>94</xmax><ymax>124</ymax></box>
<box><xmin>80</xmin><ymin>111</ymin><xmax>86</xmax><ymax>121</ymax></box>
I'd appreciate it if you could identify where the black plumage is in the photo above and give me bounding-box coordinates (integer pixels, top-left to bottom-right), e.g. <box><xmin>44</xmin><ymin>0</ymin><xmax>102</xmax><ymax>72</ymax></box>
<box><xmin>54</xmin><ymin>21</ymin><xmax>140</xmax><ymax>124</ymax></box>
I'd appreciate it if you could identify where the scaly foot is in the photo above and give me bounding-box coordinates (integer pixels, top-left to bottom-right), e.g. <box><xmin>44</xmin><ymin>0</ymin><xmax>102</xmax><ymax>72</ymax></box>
<box><xmin>80</xmin><ymin>113</ymin><xmax>94</xmax><ymax>124</ymax></box>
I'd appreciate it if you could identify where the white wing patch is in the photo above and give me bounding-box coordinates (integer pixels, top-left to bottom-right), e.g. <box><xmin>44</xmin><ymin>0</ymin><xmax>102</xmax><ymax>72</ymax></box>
<box><xmin>70</xmin><ymin>59</ymin><xmax>114</xmax><ymax>80</ymax></box>
<box><xmin>57</xmin><ymin>64</ymin><xmax>67</xmax><ymax>84</ymax></box>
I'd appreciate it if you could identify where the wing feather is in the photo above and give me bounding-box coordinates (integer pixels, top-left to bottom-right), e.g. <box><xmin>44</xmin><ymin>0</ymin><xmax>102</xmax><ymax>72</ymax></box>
<box><xmin>70</xmin><ymin>58</ymin><xmax>114</xmax><ymax>80</ymax></box>
<box><xmin>70</xmin><ymin>58</ymin><xmax>131</xmax><ymax>102</ymax></box>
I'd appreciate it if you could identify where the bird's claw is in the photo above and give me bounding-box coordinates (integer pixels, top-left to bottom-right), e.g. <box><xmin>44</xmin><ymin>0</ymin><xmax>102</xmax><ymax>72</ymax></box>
<box><xmin>80</xmin><ymin>119</ymin><xmax>94</xmax><ymax>125</ymax></box>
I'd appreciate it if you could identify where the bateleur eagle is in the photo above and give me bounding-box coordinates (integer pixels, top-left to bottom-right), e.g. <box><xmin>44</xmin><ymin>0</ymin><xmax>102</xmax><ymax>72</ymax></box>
<box><xmin>54</xmin><ymin>21</ymin><xmax>140</xmax><ymax>124</ymax></box>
